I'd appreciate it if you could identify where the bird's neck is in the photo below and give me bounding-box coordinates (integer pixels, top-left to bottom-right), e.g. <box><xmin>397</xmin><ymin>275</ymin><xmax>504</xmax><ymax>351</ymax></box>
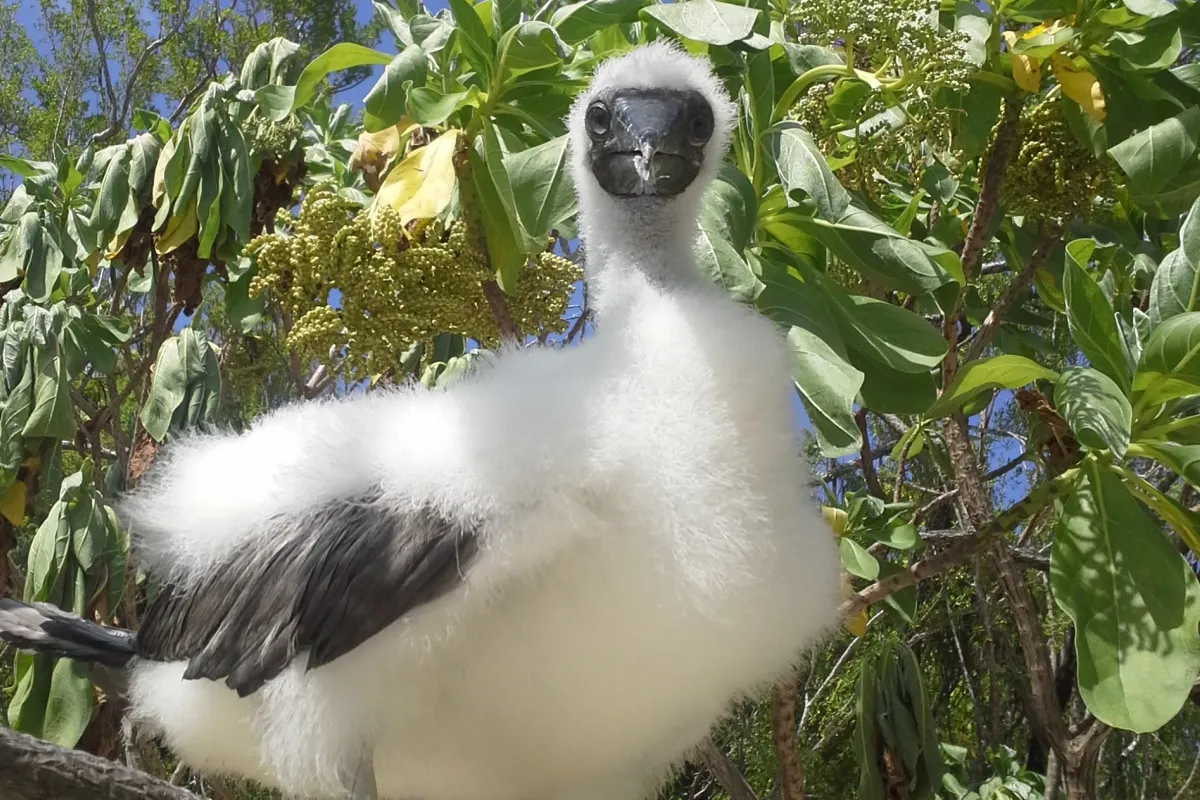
<box><xmin>579</xmin><ymin>195</ymin><xmax>708</xmax><ymax>319</ymax></box>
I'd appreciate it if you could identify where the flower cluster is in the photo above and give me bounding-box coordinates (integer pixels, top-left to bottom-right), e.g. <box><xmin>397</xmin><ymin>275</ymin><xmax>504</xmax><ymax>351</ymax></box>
<box><xmin>244</xmin><ymin>185</ymin><xmax>579</xmax><ymax>382</ymax></box>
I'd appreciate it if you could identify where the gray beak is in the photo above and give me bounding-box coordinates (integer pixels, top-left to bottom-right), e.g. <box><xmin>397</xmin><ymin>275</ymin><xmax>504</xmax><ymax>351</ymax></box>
<box><xmin>586</xmin><ymin>89</ymin><xmax>713</xmax><ymax>198</ymax></box>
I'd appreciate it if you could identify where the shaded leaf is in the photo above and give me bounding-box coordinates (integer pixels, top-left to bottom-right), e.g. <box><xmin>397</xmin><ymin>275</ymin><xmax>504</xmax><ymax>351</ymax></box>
<box><xmin>1065</xmin><ymin>240</ymin><xmax>1131</xmax><ymax>392</ymax></box>
<box><xmin>1055</xmin><ymin>367</ymin><xmax>1132</xmax><ymax>457</ymax></box>
<box><xmin>640</xmin><ymin>0</ymin><xmax>759</xmax><ymax>46</ymax></box>
<box><xmin>787</xmin><ymin>326</ymin><xmax>863</xmax><ymax>458</ymax></box>
<box><xmin>1107</xmin><ymin>106</ymin><xmax>1200</xmax><ymax>196</ymax></box>
<box><xmin>1051</xmin><ymin>463</ymin><xmax>1200</xmax><ymax>733</ymax></box>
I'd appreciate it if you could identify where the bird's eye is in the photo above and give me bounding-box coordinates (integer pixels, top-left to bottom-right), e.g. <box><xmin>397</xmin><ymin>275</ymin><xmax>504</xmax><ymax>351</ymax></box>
<box><xmin>689</xmin><ymin>105</ymin><xmax>714</xmax><ymax>146</ymax></box>
<box><xmin>585</xmin><ymin>103</ymin><xmax>610</xmax><ymax>138</ymax></box>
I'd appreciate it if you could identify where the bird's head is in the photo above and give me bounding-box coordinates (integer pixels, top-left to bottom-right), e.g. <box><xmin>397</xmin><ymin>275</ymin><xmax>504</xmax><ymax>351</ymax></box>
<box><xmin>569</xmin><ymin>42</ymin><xmax>734</xmax><ymax>212</ymax></box>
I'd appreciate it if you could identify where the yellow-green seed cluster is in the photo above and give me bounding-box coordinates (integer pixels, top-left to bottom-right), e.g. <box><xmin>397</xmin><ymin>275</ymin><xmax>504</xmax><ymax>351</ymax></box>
<box><xmin>244</xmin><ymin>185</ymin><xmax>580</xmax><ymax>381</ymax></box>
<box><xmin>1001</xmin><ymin>100</ymin><xmax>1109</xmax><ymax>221</ymax></box>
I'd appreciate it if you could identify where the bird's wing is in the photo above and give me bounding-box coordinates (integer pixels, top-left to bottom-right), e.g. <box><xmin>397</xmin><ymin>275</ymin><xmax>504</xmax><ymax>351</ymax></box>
<box><xmin>135</xmin><ymin>488</ymin><xmax>478</xmax><ymax>697</ymax></box>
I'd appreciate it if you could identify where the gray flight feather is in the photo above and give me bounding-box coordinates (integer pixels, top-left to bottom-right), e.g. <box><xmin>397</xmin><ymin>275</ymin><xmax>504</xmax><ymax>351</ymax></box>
<box><xmin>135</xmin><ymin>490</ymin><xmax>479</xmax><ymax>697</ymax></box>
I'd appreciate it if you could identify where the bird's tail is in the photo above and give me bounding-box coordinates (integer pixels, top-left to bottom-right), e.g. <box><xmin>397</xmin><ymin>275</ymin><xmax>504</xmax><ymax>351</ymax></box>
<box><xmin>0</xmin><ymin>598</ymin><xmax>136</xmax><ymax>667</ymax></box>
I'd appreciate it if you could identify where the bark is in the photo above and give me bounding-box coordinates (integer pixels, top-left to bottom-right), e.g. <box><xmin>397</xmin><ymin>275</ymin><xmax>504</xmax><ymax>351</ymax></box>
<box><xmin>771</xmin><ymin>672</ymin><xmax>805</xmax><ymax>800</ymax></box>
<box><xmin>0</xmin><ymin>727</ymin><xmax>195</xmax><ymax>800</ymax></box>
<box><xmin>697</xmin><ymin>737</ymin><xmax>760</xmax><ymax>800</ymax></box>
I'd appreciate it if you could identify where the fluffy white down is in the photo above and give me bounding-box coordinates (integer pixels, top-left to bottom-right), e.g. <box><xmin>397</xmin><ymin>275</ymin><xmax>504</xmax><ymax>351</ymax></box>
<box><xmin>120</xmin><ymin>42</ymin><xmax>843</xmax><ymax>800</ymax></box>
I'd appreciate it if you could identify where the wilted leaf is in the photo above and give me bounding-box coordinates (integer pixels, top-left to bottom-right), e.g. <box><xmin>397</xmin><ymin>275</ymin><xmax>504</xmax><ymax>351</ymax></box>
<box><xmin>1003</xmin><ymin>31</ymin><xmax>1042</xmax><ymax>91</ymax></box>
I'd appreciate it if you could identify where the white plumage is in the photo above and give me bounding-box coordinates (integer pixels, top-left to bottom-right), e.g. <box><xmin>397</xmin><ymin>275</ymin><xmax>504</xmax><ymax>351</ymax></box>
<box><xmin>2</xmin><ymin>42</ymin><xmax>842</xmax><ymax>800</ymax></box>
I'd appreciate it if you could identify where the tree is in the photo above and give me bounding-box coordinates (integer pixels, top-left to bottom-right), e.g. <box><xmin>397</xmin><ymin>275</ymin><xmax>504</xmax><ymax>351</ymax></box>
<box><xmin>3</xmin><ymin>0</ymin><xmax>1200</xmax><ymax>798</ymax></box>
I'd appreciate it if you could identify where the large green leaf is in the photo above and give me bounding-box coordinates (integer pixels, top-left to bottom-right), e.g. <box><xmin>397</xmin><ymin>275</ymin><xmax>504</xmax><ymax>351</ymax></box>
<box><xmin>1149</xmin><ymin>196</ymin><xmax>1200</xmax><ymax>326</ymax></box>
<box><xmin>1133</xmin><ymin>311</ymin><xmax>1200</xmax><ymax>410</ymax></box>
<box><xmin>1055</xmin><ymin>367</ymin><xmax>1132</xmax><ymax>457</ymax></box>
<box><xmin>640</xmin><ymin>0</ymin><xmax>759</xmax><ymax>46</ymax></box>
<box><xmin>503</xmin><ymin>135</ymin><xmax>577</xmax><ymax>243</ymax></box>
<box><xmin>839</xmin><ymin>536</ymin><xmax>880</xmax><ymax>580</ymax></box>
<box><xmin>765</xmin><ymin>121</ymin><xmax>850</xmax><ymax>222</ymax></box>
<box><xmin>468</xmin><ymin>135</ymin><xmax>526</xmax><ymax>292</ymax></box>
<box><xmin>1051</xmin><ymin>463</ymin><xmax>1200</xmax><ymax>733</ymax></box>
<box><xmin>1107</xmin><ymin>106</ymin><xmax>1200</xmax><ymax>196</ymax></box>
<box><xmin>696</xmin><ymin>166</ymin><xmax>761</xmax><ymax>303</ymax></box>
<box><xmin>550</xmin><ymin>0</ymin><xmax>648</xmax><ymax>43</ymax></box>
<box><xmin>499</xmin><ymin>22</ymin><xmax>568</xmax><ymax>77</ymax></box>
<box><xmin>40</xmin><ymin>650</ymin><xmax>92</xmax><ymax>748</ymax></box>
<box><xmin>363</xmin><ymin>45</ymin><xmax>428</xmax><ymax>132</ymax></box>
<box><xmin>448</xmin><ymin>0</ymin><xmax>496</xmax><ymax>83</ymax></box>
<box><xmin>258</xmin><ymin>43</ymin><xmax>393</xmax><ymax>122</ymax></box>
<box><xmin>857</xmin><ymin>361</ymin><xmax>937</xmax><ymax>415</ymax></box>
<box><xmin>1130</xmin><ymin>441</ymin><xmax>1200</xmax><ymax>490</ymax></box>
<box><xmin>139</xmin><ymin>331</ymin><xmax>210</xmax><ymax>442</ymax></box>
<box><xmin>793</xmin><ymin>206</ymin><xmax>961</xmax><ymax>298</ymax></box>
<box><xmin>787</xmin><ymin>326</ymin><xmax>863</xmax><ymax>458</ymax></box>
<box><xmin>0</xmin><ymin>212</ymin><xmax>43</xmax><ymax>285</ymax></box>
<box><xmin>23</xmin><ymin>350</ymin><xmax>75</xmax><ymax>441</ymax></box>
<box><xmin>1065</xmin><ymin>240</ymin><xmax>1132</xmax><ymax>393</ymax></box>
<box><xmin>925</xmin><ymin>355</ymin><xmax>1058</xmax><ymax>420</ymax></box>
<box><xmin>954</xmin><ymin>2</ymin><xmax>991</xmax><ymax>67</ymax></box>
<box><xmin>840</xmin><ymin>296</ymin><xmax>947</xmax><ymax>374</ymax></box>
<box><xmin>406</xmin><ymin>86</ymin><xmax>481</xmax><ymax>126</ymax></box>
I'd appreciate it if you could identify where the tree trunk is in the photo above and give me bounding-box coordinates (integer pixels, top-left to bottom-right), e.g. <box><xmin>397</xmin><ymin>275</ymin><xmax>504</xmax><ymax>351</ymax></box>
<box><xmin>1061</xmin><ymin>723</ymin><xmax>1110</xmax><ymax>800</ymax></box>
<box><xmin>0</xmin><ymin>726</ymin><xmax>194</xmax><ymax>800</ymax></box>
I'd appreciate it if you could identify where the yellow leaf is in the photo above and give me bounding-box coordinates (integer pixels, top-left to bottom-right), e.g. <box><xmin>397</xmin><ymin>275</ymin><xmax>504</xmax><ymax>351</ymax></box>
<box><xmin>1004</xmin><ymin>31</ymin><xmax>1042</xmax><ymax>92</ymax></box>
<box><xmin>152</xmin><ymin>133</ymin><xmax>178</xmax><ymax>209</ymax></box>
<box><xmin>822</xmin><ymin>506</ymin><xmax>847</xmax><ymax>537</ymax></box>
<box><xmin>105</xmin><ymin>228</ymin><xmax>133</xmax><ymax>261</ymax></box>
<box><xmin>1052</xmin><ymin>54</ymin><xmax>1106</xmax><ymax>122</ymax></box>
<box><xmin>0</xmin><ymin>480</ymin><xmax>26</xmax><ymax>526</ymax></box>
<box><xmin>349</xmin><ymin>120</ymin><xmax>418</xmax><ymax>192</ymax></box>
<box><xmin>845</xmin><ymin>607</ymin><xmax>868</xmax><ymax>638</ymax></box>
<box><xmin>155</xmin><ymin>196</ymin><xmax>199</xmax><ymax>255</ymax></box>
<box><xmin>374</xmin><ymin>129</ymin><xmax>462</xmax><ymax>225</ymax></box>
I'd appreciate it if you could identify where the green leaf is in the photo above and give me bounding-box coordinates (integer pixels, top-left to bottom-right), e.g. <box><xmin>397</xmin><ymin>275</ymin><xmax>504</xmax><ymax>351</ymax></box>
<box><xmin>406</xmin><ymin>86</ymin><xmax>481</xmax><ymax>126</ymax></box>
<box><xmin>468</xmin><ymin>135</ymin><xmax>525</xmax><ymax>292</ymax></box>
<box><xmin>824</xmin><ymin>78</ymin><xmax>872</xmax><ymax>121</ymax></box>
<box><xmin>954</xmin><ymin>2</ymin><xmax>991</xmax><ymax>67</ymax></box>
<box><xmin>640</xmin><ymin>0</ymin><xmax>759</xmax><ymax>46</ymax></box>
<box><xmin>90</xmin><ymin>145</ymin><xmax>131</xmax><ymax>237</ymax></box>
<box><xmin>363</xmin><ymin>45</ymin><xmax>428</xmax><ymax>132</ymax></box>
<box><xmin>696</xmin><ymin>166</ymin><xmax>761</xmax><ymax>303</ymax></box>
<box><xmin>449</xmin><ymin>0</ymin><xmax>496</xmax><ymax>83</ymax></box>
<box><xmin>551</xmin><ymin>0</ymin><xmax>648</xmax><ymax>43</ymax></box>
<box><xmin>1051</xmin><ymin>463</ymin><xmax>1200</xmax><ymax>732</ymax></box>
<box><xmin>865</xmin><ymin>521</ymin><xmax>918</xmax><ymax>551</ymax></box>
<box><xmin>793</xmin><ymin>206</ymin><xmax>961</xmax><ymax>298</ymax></box>
<box><xmin>503</xmin><ymin>135</ymin><xmax>577</xmax><ymax>243</ymax></box>
<box><xmin>1108</xmin><ymin>106</ymin><xmax>1200</xmax><ymax>196</ymax></box>
<box><xmin>1130</xmin><ymin>441</ymin><xmax>1200</xmax><ymax>490</ymax></box>
<box><xmin>41</xmin><ymin>656</ymin><xmax>92</xmax><ymax>748</ymax></box>
<box><xmin>1149</xmin><ymin>196</ymin><xmax>1200</xmax><ymax>326</ymax></box>
<box><xmin>23</xmin><ymin>350</ymin><xmax>75</xmax><ymax>441</ymax></box>
<box><xmin>0</xmin><ymin>212</ymin><xmax>43</xmax><ymax>285</ymax></box>
<box><xmin>499</xmin><ymin>22</ymin><xmax>568</xmax><ymax>77</ymax></box>
<box><xmin>766</xmin><ymin>122</ymin><xmax>850</xmax><ymax>222</ymax></box>
<box><xmin>840</xmin><ymin>296</ymin><xmax>947</xmax><ymax>374</ymax></box>
<box><xmin>1055</xmin><ymin>367</ymin><xmax>1132</xmax><ymax>457</ymax></box>
<box><xmin>925</xmin><ymin>355</ymin><xmax>1058</xmax><ymax>420</ymax></box>
<box><xmin>1110</xmin><ymin>25</ymin><xmax>1183</xmax><ymax>72</ymax></box>
<box><xmin>839</xmin><ymin>536</ymin><xmax>880</xmax><ymax>580</ymax></box>
<box><xmin>1123</xmin><ymin>0</ymin><xmax>1178</xmax><ymax>17</ymax></box>
<box><xmin>1065</xmin><ymin>241</ymin><xmax>1132</xmax><ymax>393</ymax></box>
<box><xmin>259</xmin><ymin>43</ymin><xmax>393</xmax><ymax>122</ymax></box>
<box><xmin>139</xmin><ymin>335</ymin><xmax>194</xmax><ymax>442</ymax></box>
<box><xmin>1133</xmin><ymin>312</ymin><xmax>1200</xmax><ymax>410</ymax></box>
<box><xmin>493</xmin><ymin>0</ymin><xmax>521</xmax><ymax>34</ymax></box>
<box><xmin>787</xmin><ymin>326</ymin><xmax>863</xmax><ymax>458</ymax></box>
<box><xmin>858</xmin><ymin>361</ymin><xmax>936</xmax><ymax>415</ymax></box>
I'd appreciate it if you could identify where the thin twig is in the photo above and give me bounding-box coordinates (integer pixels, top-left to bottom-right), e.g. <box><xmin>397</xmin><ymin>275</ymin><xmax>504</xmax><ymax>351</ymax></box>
<box><xmin>696</xmin><ymin>738</ymin><xmax>760</xmax><ymax>800</ymax></box>
<box><xmin>1172</xmin><ymin>747</ymin><xmax>1200</xmax><ymax>800</ymax></box>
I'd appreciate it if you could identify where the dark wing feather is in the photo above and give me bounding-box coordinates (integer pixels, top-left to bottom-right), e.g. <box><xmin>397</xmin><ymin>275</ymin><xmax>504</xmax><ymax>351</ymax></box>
<box><xmin>135</xmin><ymin>490</ymin><xmax>478</xmax><ymax>697</ymax></box>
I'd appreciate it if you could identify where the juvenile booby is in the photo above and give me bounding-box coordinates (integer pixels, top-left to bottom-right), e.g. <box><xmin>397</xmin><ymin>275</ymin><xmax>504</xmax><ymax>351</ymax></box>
<box><xmin>0</xmin><ymin>42</ymin><xmax>842</xmax><ymax>800</ymax></box>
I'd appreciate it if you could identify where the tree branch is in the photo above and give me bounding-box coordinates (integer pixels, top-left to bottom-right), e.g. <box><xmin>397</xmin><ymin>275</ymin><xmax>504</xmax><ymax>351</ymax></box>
<box><xmin>771</xmin><ymin>671</ymin><xmax>805</xmax><ymax>800</ymax></box>
<box><xmin>696</xmin><ymin>737</ymin><xmax>760</xmax><ymax>800</ymax></box>
<box><xmin>963</xmin><ymin>221</ymin><xmax>1059</xmax><ymax>363</ymax></box>
<box><xmin>0</xmin><ymin>727</ymin><xmax>196</xmax><ymax>800</ymax></box>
